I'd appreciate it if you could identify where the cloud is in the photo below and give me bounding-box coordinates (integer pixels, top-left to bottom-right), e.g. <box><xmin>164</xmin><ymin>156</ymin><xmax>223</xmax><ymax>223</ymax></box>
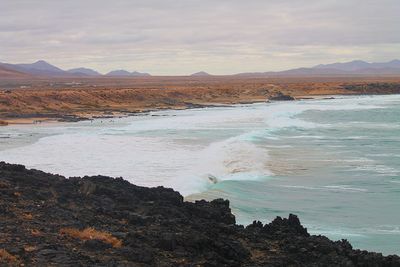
<box><xmin>0</xmin><ymin>0</ymin><xmax>399</xmax><ymax>74</ymax></box>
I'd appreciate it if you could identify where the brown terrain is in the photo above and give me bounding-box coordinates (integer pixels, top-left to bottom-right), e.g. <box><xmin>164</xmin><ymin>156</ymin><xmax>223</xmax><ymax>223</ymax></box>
<box><xmin>0</xmin><ymin>76</ymin><xmax>400</xmax><ymax>125</ymax></box>
<box><xmin>0</xmin><ymin>67</ymin><xmax>31</xmax><ymax>80</ymax></box>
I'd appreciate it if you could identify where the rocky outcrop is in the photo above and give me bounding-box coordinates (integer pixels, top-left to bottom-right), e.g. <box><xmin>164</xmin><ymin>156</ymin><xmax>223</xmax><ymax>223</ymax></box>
<box><xmin>343</xmin><ymin>83</ymin><xmax>400</xmax><ymax>94</ymax></box>
<box><xmin>0</xmin><ymin>162</ymin><xmax>399</xmax><ymax>266</ymax></box>
<box><xmin>268</xmin><ymin>92</ymin><xmax>295</xmax><ymax>101</ymax></box>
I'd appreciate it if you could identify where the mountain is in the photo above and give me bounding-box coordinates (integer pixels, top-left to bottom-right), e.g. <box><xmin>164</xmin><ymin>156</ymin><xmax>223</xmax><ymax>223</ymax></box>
<box><xmin>15</xmin><ymin>60</ymin><xmax>65</xmax><ymax>76</ymax></box>
<box><xmin>0</xmin><ymin>65</ymin><xmax>31</xmax><ymax>78</ymax></box>
<box><xmin>236</xmin><ymin>59</ymin><xmax>400</xmax><ymax>77</ymax></box>
<box><xmin>106</xmin><ymin>70</ymin><xmax>151</xmax><ymax>77</ymax></box>
<box><xmin>106</xmin><ymin>70</ymin><xmax>131</xmax><ymax>76</ymax></box>
<box><xmin>1</xmin><ymin>59</ymin><xmax>399</xmax><ymax>78</ymax></box>
<box><xmin>18</xmin><ymin>60</ymin><xmax>64</xmax><ymax>73</ymax></box>
<box><xmin>313</xmin><ymin>60</ymin><xmax>371</xmax><ymax>71</ymax></box>
<box><xmin>0</xmin><ymin>60</ymin><xmax>67</xmax><ymax>76</ymax></box>
<box><xmin>0</xmin><ymin>61</ymin><xmax>151</xmax><ymax>78</ymax></box>
<box><xmin>274</xmin><ymin>67</ymin><xmax>349</xmax><ymax>76</ymax></box>
<box><xmin>234</xmin><ymin>68</ymin><xmax>349</xmax><ymax>77</ymax></box>
<box><xmin>191</xmin><ymin>71</ymin><xmax>212</xmax><ymax>77</ymax></box>
<box><xmin>131</xmin><ymin>71</ymin><xmax>151</xmax><ymax>77</ymax></box>
<box><xmin>380</xmin><ymin>59</ymin><xmax>400</xmax><ymax>68</ymax></box>
<box><xmin>313</xmin><ymin>59</ymin><xmax>400</xmax><ymax>71</ymax></box>
<box><xmin>67</xmin><ymin>68</ymin><xmax>101</xmax><ymax>76</ymax></box>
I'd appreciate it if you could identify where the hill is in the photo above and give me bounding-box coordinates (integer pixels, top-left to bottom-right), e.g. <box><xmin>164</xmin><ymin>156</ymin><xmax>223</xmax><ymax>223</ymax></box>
<box><xmin>0</xmin><ymin>60</ymin><xmax>66</xmax><ymax>76</ymax></box>
<box><xmin>67</xmin><ymin>68</ymin><xmax>101</xmax><ymax>76</ymax></box>
<box><xmin>191</xmin><ymin>71</ymin><xmax>212</xmax><ymax>76</ymax></box>
<box><xmin>236</xmin><ymin>60</ymin><xmax>400</xmax><ymax>77</ymax></box>
<box><xmin>2</xmin><ymin>59</ymin><xmax>400</xmax><ymax>78</ymax></box>
<box><xmin>106</xmin><ymin>70</ymin><xmax>151</xmax><ymax>77</ymax></box>
<box><xmin>313</xmin><ymin>59</ymin><xmax>400</xmax><ymax>71</ymax></box>
<box><xmin>0</xmin><ymin>65</ymin><xmax>31</xmax><ymax>79</ymax></box>
<box><xmin>0</xmin><ymin>61</ymin><xmax>150</xmax><ymax>77</ymax></box>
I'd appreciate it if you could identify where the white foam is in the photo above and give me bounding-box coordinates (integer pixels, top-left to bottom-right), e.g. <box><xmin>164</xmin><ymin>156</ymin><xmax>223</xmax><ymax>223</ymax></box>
<box><xmin>323</xmin><ymin>185</ymin><xmax>368</xmax><ymax>192</ymax></box>
<box><xmin>280</xmin><ymin>184</ymin><xmax>368</xmax><ymax>193</ymax></box>
<box><xmin>0</xmin><ymin>127</ymin><xmax>272</xmax><ymax>196</ymax></box>
<box><xmin>374</xmin><ymin>226</ymin><xmax>400</xmax><ymax>234</ymax></box>
<box><xmin>0</xmin><ymin>94</ymin><xmax>398</xmax><ymax>196</ymax></box>
<box><xmin>198</xmin><ymin>134</ymin><xmax>272</xmax><ymax>183</ymax></box>
<box><xmin>0</xmin><ymin>134</ymin><xmax>205</xmax><ymax>194</ymax></box>
<box><xmin>309</xmin><ymin>224</ymin><xmax>400</xmax><ymax>239</ymax></box>
<box><xmin>309</xmin><ymin>227</ymin><xmax>366</xmax><ymax>238</ymax></box>
<box><xmin>352</xmin><ymin>164</ymin><xmax>399</xmax><ymax>176</ymax></box>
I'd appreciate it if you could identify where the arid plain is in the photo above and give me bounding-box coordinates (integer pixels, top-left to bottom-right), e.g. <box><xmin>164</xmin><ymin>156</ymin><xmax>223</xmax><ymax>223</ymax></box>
<box><xmin>1</xmin><ymin>76</ymin><xmax>400</xmax><ymax>125</ymax></box>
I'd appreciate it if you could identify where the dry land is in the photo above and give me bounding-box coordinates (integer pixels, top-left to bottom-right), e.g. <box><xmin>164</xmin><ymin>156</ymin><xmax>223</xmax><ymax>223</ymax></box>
<box><xmin>0</xmin><ymin>76</ymin><xmax>400</xmax><ymax>125</ymax></box>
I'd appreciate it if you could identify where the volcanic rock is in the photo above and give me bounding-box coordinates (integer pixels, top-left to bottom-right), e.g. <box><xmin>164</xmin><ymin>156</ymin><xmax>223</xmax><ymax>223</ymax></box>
<box><xmin>0</xmin><ymin>162</ymin><xmax>399</xmax><ymax>266</ymax></box>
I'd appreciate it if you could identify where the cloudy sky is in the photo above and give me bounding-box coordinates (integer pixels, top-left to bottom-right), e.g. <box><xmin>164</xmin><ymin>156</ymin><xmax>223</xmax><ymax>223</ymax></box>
<box><xmin>0</xmin><ymin>0</ymin><xmax>399</xmax><ymax>75</ymax></box>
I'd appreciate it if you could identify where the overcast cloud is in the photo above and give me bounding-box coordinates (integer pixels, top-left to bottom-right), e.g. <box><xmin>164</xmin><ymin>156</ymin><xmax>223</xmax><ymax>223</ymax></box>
<box><xmin>0</xmin><ymin>0</ymin><xmax>399</xmax><ymax>75</ymax></box>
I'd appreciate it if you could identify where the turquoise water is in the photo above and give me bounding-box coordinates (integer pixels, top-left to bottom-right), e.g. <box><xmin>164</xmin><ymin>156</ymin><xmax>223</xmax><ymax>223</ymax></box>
<box><xmin>0</xmin><ymin>95</ymin><xmax>399</xmax><ymax>255</ymax></box>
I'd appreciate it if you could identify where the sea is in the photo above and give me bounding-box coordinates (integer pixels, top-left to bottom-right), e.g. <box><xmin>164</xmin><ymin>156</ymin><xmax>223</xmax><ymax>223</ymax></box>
<box><xmin>0</xmin><ymin>94</ymin><xmax>399</xmax><ymax>255</ymax></box>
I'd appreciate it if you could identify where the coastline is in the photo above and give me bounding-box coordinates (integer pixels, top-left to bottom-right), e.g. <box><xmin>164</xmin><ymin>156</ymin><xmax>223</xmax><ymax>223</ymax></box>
<box><xmin>0</xmin><ymin>102</ymin><xmax>238</xmax><ymax>126</ymax></box>
<box><xmin>1</xmin><ymin>92</ymin><xmax>398</xmax><ymax>126</ymax></box>
<box><xmin>0</xmin><ymin>161</ymin><xmax>399</xmax><ymax>266</ymax></box>
<box><xmin>1</xmin><ymin>94</ymin><xmax>400</xmax><ymax>260</ymax></box>
<box><xmin>1</xmin><ymin>77</ymin><xmax>400</xmax><ymax>126</ymax></box>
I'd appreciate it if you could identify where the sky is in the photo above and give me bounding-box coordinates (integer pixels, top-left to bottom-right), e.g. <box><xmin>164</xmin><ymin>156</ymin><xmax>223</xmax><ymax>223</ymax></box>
<box><xmin>0</xmin><ymin>0</ymin><xmax>399</xmax><ymax>75</ymax></box>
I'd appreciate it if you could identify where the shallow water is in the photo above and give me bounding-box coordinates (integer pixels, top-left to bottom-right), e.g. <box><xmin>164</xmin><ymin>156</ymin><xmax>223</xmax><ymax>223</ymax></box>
<box><xmin>1</xmin><ymin>95</ymin><xmax>399</xmax><ymax>255</ymax></box>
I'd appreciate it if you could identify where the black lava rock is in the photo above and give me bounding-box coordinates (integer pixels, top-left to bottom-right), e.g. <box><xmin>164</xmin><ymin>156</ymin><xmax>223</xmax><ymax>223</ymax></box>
<box><xmin>0</xmin><ymin>161</ymin><xmax>399</xmax><ymax>266</ymax></box>
<box><xmin>269</xmin><ymin>92</ymin><xmax>295</xmax><ymax>101</ymax></box>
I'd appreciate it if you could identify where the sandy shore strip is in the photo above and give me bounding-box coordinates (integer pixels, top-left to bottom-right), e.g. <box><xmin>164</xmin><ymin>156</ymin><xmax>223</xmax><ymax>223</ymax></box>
<box><xmin>1</xmin><ymin>77</ymin><xmax>399</xmax><ymax>126</ymax></box>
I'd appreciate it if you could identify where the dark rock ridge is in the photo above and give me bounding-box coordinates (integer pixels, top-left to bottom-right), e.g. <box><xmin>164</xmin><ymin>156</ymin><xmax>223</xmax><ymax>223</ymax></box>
<box><xmin>343</xmin><ymin>83</ymin><xmax>400</xmax><ymax>94</ymax></box>
<box><xmin>268</xmin><ymin>92</ymin><xmax>295</xmax><ymax>101</ymax></box>
<box><xmin>0</xmin><ymin>162</ymin><xmax>399</xmax><ymax>266</ymax></box>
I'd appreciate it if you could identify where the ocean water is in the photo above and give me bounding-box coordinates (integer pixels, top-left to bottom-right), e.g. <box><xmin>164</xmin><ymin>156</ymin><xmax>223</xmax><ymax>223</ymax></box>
<box><xmin>0</xmin><ymin>95</ymin><xmax>399</xmax><ymax>255</ymax></box>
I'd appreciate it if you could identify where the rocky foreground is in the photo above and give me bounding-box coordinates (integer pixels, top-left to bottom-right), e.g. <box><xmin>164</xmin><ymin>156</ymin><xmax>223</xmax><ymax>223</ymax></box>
<box><xmin>0</xmin><ymin>162</ymin><xmax>399</xmax><ymax>266</ymax></box>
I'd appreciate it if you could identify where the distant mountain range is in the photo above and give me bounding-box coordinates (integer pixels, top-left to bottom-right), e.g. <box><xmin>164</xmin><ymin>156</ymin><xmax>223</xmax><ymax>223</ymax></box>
<box><xmin>235</xmin><ymin>60</ymin><xmax>400</xmax><ymax>77</ymax></box>
<box><xmin>1</xmin><ymin>59</ymin><xmax>400</xmax><ymax>78</ymax></box>
<box><xmin>313</xmin><ymin>59</ymin><xmax>400</xmax><ymax>71</ymax></box>
<box><xmin>105</xmin><ymin>70</ymin><xmax>151</xmax><ymax>77</ymax></box>
<box><xmin>0</xmin><ymin>60</ymin><xmax>65</xmax><ymax>77</ymax></box>
<box><xmin>0</xmin><ymin>60</ymin><xmax>150</xmax><ymax>78</ymax></box>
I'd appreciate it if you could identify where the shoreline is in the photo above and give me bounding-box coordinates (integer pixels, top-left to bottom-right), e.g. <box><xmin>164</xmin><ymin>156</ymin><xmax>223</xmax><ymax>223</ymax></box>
<box><xmin>2</xmin><ymin>92</ymin><xmax>398</xmax><ymax>126</ymax></box>
<box><xmin>1</xmin><ymin>77</ymin><xmax>399</xmax><ymax>126</ymax></box>
<box><xmin>2</xmin><ymin>96</ymin><xmax>397</xmax><ymax>262</ymax></box>
<box><xmin>0</xmin><ymin>161</ymin><xmax>399</xmax><ymax>266</ymax></box>
<box><xmin>0</xmin><ymin>101</ymin><xmax>267</xmax><ymax>126</ymax></box>
<box><xmin>0</xmin><ymin>100</ymin><xmax>266</xmax><ymax>126</ymax></box>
